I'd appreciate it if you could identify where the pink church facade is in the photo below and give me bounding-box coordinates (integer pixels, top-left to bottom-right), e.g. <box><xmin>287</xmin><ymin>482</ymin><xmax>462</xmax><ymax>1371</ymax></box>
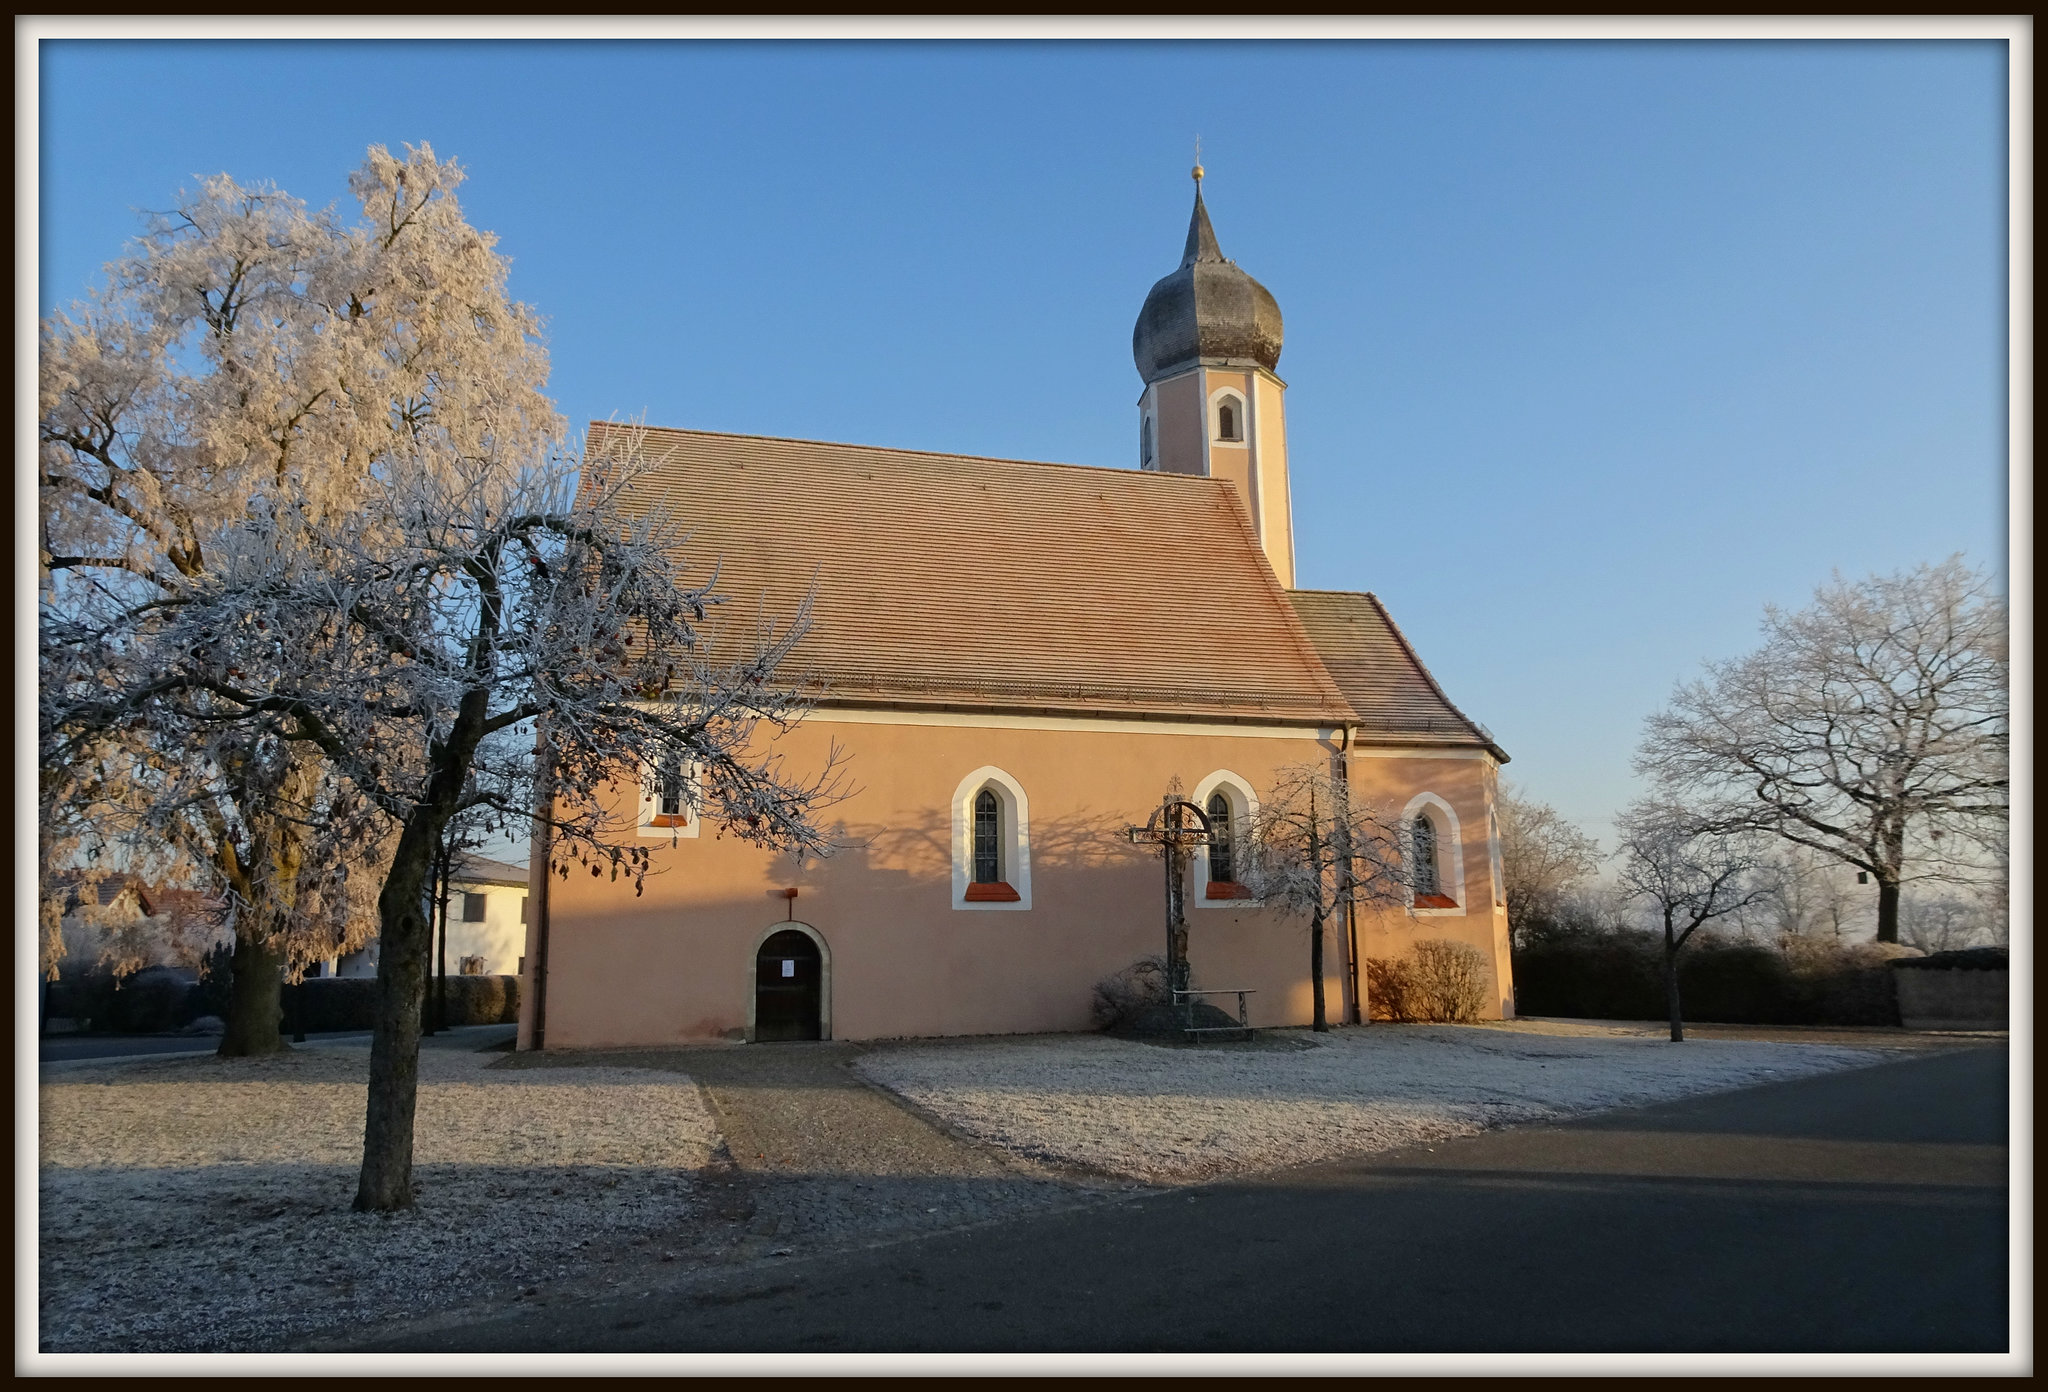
<box><xmin>519</xmin><ymin>178</ymin><xmax>1513</xmax><ymax>1049</ymax></box>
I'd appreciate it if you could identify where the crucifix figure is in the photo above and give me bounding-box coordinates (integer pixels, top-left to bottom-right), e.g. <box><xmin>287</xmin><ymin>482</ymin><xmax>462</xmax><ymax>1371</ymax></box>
<box><xmin>1125</xmin><ymin>789</ymin><xmax>1215</xmax><ymax>999</ymax></box>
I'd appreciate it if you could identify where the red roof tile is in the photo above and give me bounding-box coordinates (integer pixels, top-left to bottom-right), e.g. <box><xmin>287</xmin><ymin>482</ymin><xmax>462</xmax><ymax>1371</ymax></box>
<box><xmin>586</xmin><ymin>424</ymin><xmax>1355</xmax><ymax>724</ymax></box>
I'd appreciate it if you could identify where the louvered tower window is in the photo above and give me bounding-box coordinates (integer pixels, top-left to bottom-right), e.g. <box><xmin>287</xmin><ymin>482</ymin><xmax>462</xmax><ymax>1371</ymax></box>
<box><xmin>1207</xmin><ymin>792</ymin><xmax>1235</xmax><ymax>884</ymax></box>
<box><xmin>1217</xmin><ymin>396</ymin><xmax>1243</xmax><ymax>441</ymax></box>
<box><xmin>973</xmin><ymin>789</ymin><xmax>1002</xmax><ymax>884</ymax></box>
<box><xmin>1412</xmin><ymin>815</ymin><xmax>1440</xmax><ymax>897</ymax></box>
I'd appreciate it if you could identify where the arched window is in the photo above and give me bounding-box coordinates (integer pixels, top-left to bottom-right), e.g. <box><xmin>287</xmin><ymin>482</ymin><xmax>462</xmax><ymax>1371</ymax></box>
<box><xmin>953</xmin><ymin>766</ymin><xmax>1029</xmax><ymax>908</ymax></box>
<box><xmin>1216</xmin><ymin>396</ymin><xmax>1243</xmax><ymax>442</ymax></box>
<box><xmin>1193</xmin><ymin>771</ymin><xmax>1256</xmax><ymax>905</ymax></box>
<box><xmin>1412</xmin><ymin>814</ymin><xmax>1440</xmax><ymax>898</ymax></box>
<box><xmin>1207</xmin><ymin>791</ymin><xmax>1235</xmax><ymax>885</ymax></box>
<box><xmin>1139</xmin><ymin>415</ymin><xmax>1154</xmax><ymax>467</ymax></box>
<box><xmin>1401</xmin><ymin>792</ymin><xmax>1465</xmax><ymax>912</ymax></box>
<box><xmin>973</xmin><ymin>788</ymin><xmax>1002</xmax><ymax>884</ymax></box>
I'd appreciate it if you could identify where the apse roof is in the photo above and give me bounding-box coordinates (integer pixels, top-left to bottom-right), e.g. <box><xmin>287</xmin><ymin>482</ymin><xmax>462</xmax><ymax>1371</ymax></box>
<box><xmin>1285</xmin><ymin>589</ymin><xmax>1507</xmax><ymax>761</ymax></box>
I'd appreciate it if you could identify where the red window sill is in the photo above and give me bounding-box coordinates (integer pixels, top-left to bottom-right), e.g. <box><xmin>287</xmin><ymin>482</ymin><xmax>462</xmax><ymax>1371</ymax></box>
<box><xmin>965</xmin><ymin>882</ymin><xmax>1021</xmax><ymax>902</ymax></box>
<box><xmin>1205</xmin><ymin>881</ymin><xmax>1251</xmax><ymax>900</ymax></box>
<box><xmin>1413</xmin><ymin>893</ymin><xmax>1459</xmax><ymax>909</ymax></box>
<box><xmin>649</xmin><ymin>814</ymin><xmax>690</xmax><ymax>828</ymax></box>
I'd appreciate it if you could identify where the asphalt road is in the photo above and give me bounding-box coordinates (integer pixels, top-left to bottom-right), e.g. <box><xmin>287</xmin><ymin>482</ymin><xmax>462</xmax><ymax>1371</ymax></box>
<box><xmin>363</xmin><ymin>1045</ymin><xmax>2010</xmax><ymax>1355</ymax></box>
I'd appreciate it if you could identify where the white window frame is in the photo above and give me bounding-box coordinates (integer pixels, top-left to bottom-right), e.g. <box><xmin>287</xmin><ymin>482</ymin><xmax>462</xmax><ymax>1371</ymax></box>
<box><xmin>1190</xmin><ymin>769</ymin><xmax>1261</xmax><ymax>910</ymax></box>
<box><xmin>637</xmin><ymin>756</ymin><xmax>702</xmax><ymax>839</ymax></box>
<box><xmin>950</xmin><ymin>765</ymin><xmax>1031</xmax><ymax>911</ymax></box>
<box><xmin>1209</xmin><ymin>388</ymin><xmax>1248</xmax><ymax>446</ymax></box>
<box><xmin>1401</xmin><ymin>791</ymin><xmax>1466</xmax><ymax>916</ymax></box>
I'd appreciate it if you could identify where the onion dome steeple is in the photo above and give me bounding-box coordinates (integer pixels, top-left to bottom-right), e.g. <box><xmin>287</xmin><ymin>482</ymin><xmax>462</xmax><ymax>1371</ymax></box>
<box><xmin>1128</xmin><ymin>159</ymin><xmax>1297</xmax><ymax>587</ymax></box>
<box><xmin>1132</xmin><ymin>167</ymin><xmax>1284</xmax><ymax>383</ymax></box>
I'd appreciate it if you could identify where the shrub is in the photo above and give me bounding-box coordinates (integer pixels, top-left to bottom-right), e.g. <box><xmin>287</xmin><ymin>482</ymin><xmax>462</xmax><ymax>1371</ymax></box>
<box><xmin>1092</xmin><ymin>957</ymin><xmax>1169</xmax><ymax>1031</ymax></box>
<box><xmin>1368</xmin><ymin>940</ymin><xmax>1491</xmax><ymax>1022</ymax></box>
<box><xmin>1364</xmin><ymin>958</ymin><xmax>1415</xmax><ymax>1021</ymax></box>
<box><xmin>439</xmin><ymin>973</ymin><xmax>521</xmax><ymax>1026</ymax></box>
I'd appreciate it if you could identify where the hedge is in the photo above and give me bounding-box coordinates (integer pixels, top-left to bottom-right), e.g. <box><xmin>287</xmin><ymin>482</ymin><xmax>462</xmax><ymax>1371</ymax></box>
<box><xmin>47</xmin><ymin>970</ymin><xmax>519</xmax><ymax>1034</ymax></box>
<box><xmin>293</xmin><ymin>975</ymin><xmax>521</xmax><ymax>1032</ymax></box>
<box><xmin>45</xmin><ymin>971</ymin><xmax>196</xmax><ymax>1034</ymax></box>
<box><xmin>1512</xmin><ymin>933</ymin><xmax>1920</xmax><ymax>1027</ymax></box>
<box><xmin>1892</xmin><ymin>946</ymin><xmax>2007</xmax><ymax>973</ymax></box>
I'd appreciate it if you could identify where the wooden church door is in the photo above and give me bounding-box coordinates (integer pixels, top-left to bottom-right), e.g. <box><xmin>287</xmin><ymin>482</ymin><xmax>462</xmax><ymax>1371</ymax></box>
<box><xmin>754</xmin><ymin>929</ymin><xmax>823</xmax><ymax>1041</ymax></box>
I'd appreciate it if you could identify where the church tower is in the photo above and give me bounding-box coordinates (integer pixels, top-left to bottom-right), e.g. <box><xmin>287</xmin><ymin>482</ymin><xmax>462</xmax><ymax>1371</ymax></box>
<box><xmin>1132</xmin><ymin>163</ymin><xmax>1296</xmax><ymax>587</ymax></box>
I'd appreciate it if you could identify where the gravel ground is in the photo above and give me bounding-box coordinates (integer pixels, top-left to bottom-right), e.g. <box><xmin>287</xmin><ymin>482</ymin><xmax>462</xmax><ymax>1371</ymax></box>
<box><xmin>493</xmin><ymin>1043</ymin><xmax>1125</xmax><ymax>1265</ymax></box>
<box><xmin>853</xmin><ymin>1024</ymin><xmax>1898</xmax><ymax>1183</ymax></box>
<box><xmin>38</xmin><ymin>1044</ymin><xmax>726</xmax><ymax>1353</ymax></box>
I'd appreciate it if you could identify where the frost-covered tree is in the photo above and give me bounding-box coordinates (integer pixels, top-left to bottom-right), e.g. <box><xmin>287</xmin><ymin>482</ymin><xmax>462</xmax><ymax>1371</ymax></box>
<box><xmin>97</xmin><ymin>424</ymin><xmax>850</xmax><ymax>1210</ymax></box>
<box><xmin>1240</xmin><ymin>763</ymin><xmax>1409</xmax><ymax>1030</ymax></box>
<box><xmin>1613</xmin><ymin>801</ymin><xmax>1777</xmax><ymax>1042</ymax></box>
<box><xmin>1495</xmin><ymin>782</ymin><xmax>1601</xmax><ymax>944</ymax></box>
<box><xmin>39</xmin><ymin>144</ymin><xmax>554</xmax><ymax>1053</ymax></box>
<box><xmin>1635</xmin><ymin>557</ymin><xmax>2008</xmax><ymax>945</ymax></box>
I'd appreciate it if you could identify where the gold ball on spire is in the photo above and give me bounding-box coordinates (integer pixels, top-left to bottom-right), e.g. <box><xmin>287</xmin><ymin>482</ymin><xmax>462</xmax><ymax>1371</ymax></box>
<box><xmin>1192</xmin><ymin>163</ymin><xmax>1205</xmax><ymax>183</ymax></box>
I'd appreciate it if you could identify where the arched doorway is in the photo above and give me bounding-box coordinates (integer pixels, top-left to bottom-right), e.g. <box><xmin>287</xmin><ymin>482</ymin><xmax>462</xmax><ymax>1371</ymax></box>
<box><xmin>753</xmin><ymin>927</ymin><xmax>824</xmax><ymax>1041</ymax></box>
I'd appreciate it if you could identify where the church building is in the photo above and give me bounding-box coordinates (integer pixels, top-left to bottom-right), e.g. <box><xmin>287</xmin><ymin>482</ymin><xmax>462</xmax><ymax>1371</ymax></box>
<box><xmin>518</xmin><ymin>171</ymin><xmax>1512</xmax><ymax>1048</ymax></box>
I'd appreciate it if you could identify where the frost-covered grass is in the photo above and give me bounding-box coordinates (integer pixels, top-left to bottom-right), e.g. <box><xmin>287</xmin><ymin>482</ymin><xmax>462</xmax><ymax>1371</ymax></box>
<box><xmin>38</xmin><ymin>1045</ymin><xmax>719</xmax><ymax>1353</ymax></box>
<box><xmin>855</xmin><ymin>1024</ymin><xmax>1895</xmax><ymax>1183</ymax></box>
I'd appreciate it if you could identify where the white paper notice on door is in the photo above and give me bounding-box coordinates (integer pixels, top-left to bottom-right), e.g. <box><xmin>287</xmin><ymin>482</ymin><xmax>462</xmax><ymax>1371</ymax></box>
<box><xmin>782</xmin><ymin>960</ymin><xmax>795</xmax><ymax>977</ymax></box>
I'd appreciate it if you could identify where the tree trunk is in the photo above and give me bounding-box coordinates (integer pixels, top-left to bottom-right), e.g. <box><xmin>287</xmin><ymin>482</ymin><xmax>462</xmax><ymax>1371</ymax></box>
<box><xmin>1307</xmin><ymin>783</ymin><xmax>1328</xmax><ymax>1031</ymax></box>
<box><xmin>1875</xmin><ymin>875</ymin><xmax>1901</xmax><ymax>944</ymax></box>
<box><xmin>437</xmin><ymin>859</ymin><xmax>449</xmax><ymax>1032</ymax></box>
<box><xmin>1665</xmin><ymin>930</ymin><xmax>1685</xmax><ymax>1043</ymax></box>
<box><xmin>1310</xmin><ymin>908</ymin><xmax>1328</xmax><ymax>1032</ymax></box>
<box><xmin>423</xmin><ymin>850</ymin><xmax>446</xmax><ymax>1036</ymax></box>
<box><xmin>216</xmin><ymin>927</ymin><xmax>288</xmax><ymax>1058</ymax></box>
<box><xmin>354</xmin><ymin>814</ymin><xmax>440</xmax><ymax>1213</ymax></box>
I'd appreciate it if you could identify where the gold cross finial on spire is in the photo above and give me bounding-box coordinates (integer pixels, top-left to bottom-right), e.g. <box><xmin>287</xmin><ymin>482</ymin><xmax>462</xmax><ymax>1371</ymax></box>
<box><xmin>1192</xmin><ymin>134</ymin><xmax>1204</xmax><ymax>185</ymax></box>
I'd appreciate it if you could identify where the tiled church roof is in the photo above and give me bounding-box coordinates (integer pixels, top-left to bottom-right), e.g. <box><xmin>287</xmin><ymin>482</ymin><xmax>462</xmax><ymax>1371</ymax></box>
<box><xmin>586</xmin><ymin>424</ymin><xmax>1354</xmax><ymax>724</ymax></box>
<box><xmin>1285</xmin><ymin>590</ymin><xmax>1507</xmax><ymax>760</ymax></box>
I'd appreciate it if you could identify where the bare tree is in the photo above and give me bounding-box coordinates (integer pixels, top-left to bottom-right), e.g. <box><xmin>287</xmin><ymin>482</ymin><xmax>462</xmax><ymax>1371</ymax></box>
<box><xmin>1740</xmin><ymin>844</ymin><xmax>1868</xmax><ymax>944</ymax></box>
<box><xmin>39</xmin><ymin>143</ymin><xmax>553</xmax><ymax>1053</ymax></box>
<box><xmin>92</xmin><ymin>425</ymin><xmax>851</xmax><ymax>1211</ymax></box>
<box><xmin>1613</xmin><ymin>801</ymin><xmax>1778</xmax><ymax>1042</ymax></box>
<box><xmin>1635</xmin><ymin>557</ymin><xmax>2007</xmax><ymax>944</ymax></box>
<box><xmin>1496</xmin><ymin>782</ymin><xmax>1601</xmax><ymax>946</ymax></box>
<box><xmin>1898</xmin><ymin>889</ymin><xmax>1998</xmax><ymax>955</ymax></box>
<box><xmin>1241</xmin><ymin>763</ymin><xmax>1409</xmax><ymax>1031</ymax></box>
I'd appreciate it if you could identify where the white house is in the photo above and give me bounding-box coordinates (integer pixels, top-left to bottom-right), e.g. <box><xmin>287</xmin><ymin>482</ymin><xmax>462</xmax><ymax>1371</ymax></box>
<box><xmin>335</xmin><ymin>853</ymin><xmax>530</xmax><ymax>979</ymax></box>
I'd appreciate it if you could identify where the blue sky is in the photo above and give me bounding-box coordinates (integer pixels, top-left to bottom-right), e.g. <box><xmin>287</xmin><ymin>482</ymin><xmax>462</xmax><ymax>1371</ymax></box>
<box><xmin>36</xmin><ymin>39</ymin><xmax>2010</xmax><ymax>844</ymax></box>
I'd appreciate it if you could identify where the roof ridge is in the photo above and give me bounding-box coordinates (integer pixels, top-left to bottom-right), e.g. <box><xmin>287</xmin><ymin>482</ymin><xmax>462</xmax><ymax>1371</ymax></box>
<box><xmin>1358</xmin><ymin>591</ymin><xmax>1500</xmax><ymax>756</ymax></box>
<box><xmin>589</xmin><ymin>421</ymin><xmax>1218</xmax><ymax>485</ymax></box>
